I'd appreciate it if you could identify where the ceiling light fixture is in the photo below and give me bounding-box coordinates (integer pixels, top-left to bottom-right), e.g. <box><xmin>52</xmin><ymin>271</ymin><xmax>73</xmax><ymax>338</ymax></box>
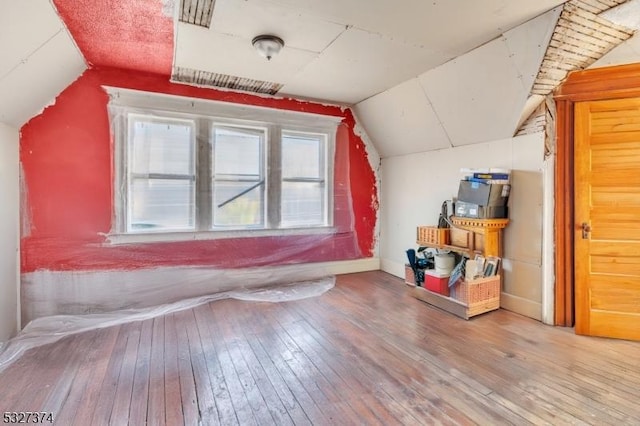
<box><xmin>252</xmin><ymin>35</ymin><xmax>285</xmax><ymax>61</ymax></box>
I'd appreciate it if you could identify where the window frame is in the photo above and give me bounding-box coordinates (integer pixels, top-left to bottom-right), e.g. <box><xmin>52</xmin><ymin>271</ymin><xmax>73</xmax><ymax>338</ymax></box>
<box><xmin>125</xmin><ymin>113</ymin><xmax>198</xmax><ymax>233</ymax></box>
<box><xmin>106</xmin><ymin>87</ymin><xmax>339</xmax><ymax>244</ymax></box>
<box><xmin>280</xmin><ymin>129</ymin><xmax>329</xmax><ymax>228</ymax></box>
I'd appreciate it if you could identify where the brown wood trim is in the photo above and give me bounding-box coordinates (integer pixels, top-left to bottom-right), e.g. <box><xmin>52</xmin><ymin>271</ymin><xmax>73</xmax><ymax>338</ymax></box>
<box><xmin>554</xmin><ymin>99</ymin><xmax>574</xmax><ymax>326</ymax></box>
<box><xmin>556</xmin><ymin>63</ymin><xmax>640</xmax><ymax>100</ymax></box>
<box><xmin>554</xmin><ymin>61</ymin><xmax>640</xmax><ymax>326</ymax></box>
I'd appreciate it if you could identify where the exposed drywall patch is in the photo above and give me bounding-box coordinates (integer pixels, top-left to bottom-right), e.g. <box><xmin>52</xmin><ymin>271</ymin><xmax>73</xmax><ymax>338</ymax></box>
<box><xmin>53</xmin><ymin>0</ymin><xmax>174</xmax><ymax>75</ymax></box>
<box><xmin>20</xmin><ymin>67</ymin><xmax>377</xmax><ymax>272</ymax></box>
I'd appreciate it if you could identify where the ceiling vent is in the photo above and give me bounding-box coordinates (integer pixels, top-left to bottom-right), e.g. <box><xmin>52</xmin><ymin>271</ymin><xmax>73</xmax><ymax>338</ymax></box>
<box><xmin>172</xmin><ymin>67</ymin><xmax>284</xmax><ymax>95</ymax></box>
<box><xmin>180</xmin><ymin>0</ymin><xmax>216</xmax><ymax>28</ymax></box>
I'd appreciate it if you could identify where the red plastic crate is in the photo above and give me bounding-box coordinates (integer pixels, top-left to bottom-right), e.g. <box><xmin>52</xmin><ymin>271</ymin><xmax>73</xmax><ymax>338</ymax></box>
<box><xmin>424</xmin><ymin>270</ymin><xmax>450</xmax><ymax>296</ymax></box>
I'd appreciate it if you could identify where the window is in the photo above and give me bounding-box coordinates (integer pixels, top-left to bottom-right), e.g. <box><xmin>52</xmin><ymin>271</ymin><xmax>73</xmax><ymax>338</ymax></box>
<box><xmin>211</xmin><ymin>125</ymin><xmax>266</xmax><ymax>228</ymax></box>
<box><xmin>281</xmin><ymin>131</ymin><xmax>327</xmax><ymax>227</ymax></box>
<box><xmin>108</xmin><ymin>88</ymin><xmax>338</xmax><ymax>241</ymax></box>
<box><xmin>127</xmin><ymin>116</ymin><xmax>196</xmax><ymax>232</ymax></box>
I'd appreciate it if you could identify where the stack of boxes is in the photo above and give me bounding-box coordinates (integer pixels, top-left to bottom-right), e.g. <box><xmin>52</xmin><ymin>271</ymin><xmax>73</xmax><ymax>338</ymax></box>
<box><xmin>455</xmin><ymin>170</ymin><xmax>510</xmax><ymax>219</ymax></box>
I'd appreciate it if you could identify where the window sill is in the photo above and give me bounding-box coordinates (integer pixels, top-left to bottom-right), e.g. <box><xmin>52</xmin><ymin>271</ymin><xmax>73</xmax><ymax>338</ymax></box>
<box><xmin>103</xmin><ymin>226</ymin><xmax>337</xmax><ymax>246</ymax></box>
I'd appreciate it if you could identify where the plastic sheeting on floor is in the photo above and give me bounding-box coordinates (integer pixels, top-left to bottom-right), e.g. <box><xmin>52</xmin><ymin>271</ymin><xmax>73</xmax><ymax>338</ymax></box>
<box><xmin>0</xmin><ymin>276</ymin><xmax>335</xmax><ymax>373</ymax></box>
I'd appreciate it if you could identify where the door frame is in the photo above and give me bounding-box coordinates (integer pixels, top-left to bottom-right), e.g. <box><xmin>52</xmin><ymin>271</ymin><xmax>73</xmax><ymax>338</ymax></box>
<box><xmin>554</xmin><ymin>62</ymin><xmax>640</xmax><ymax>326</ymax></box>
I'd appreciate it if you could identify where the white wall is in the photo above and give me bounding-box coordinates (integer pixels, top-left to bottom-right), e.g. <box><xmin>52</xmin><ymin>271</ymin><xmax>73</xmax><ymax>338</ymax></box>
<box><xmin>354</xmin><ymin>7</ymin><xmax>560</xmax><ymax>157</ymax></box>
<box><xmin>0</xmin><ymin>1</ymin><xmax>86</xmax><ymax>127</ymax></box>
<box><xmin>0</xmin><ymin>122</ymin><xmax>19</xmax><ymax>341</ymax></box>
<box><xmin>380</xmin><ymin>133</ymin><xmax>545</xmax><ymax>320</ymax></box>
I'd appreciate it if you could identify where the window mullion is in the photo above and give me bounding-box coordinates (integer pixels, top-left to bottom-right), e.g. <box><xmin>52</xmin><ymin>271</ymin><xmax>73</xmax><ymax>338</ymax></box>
<box><xmin>114</xmin><ymin>111</ymin><xmax>128</xmax><ymax>233</ymax></box>
<box><xmin>268</xmin><ymin>125</ymin><xmax>282</xmax><ymax>229</ymax></box>
<box><xmin>197</xmin><ymin>118</ymin><xmax>212</xmax><ymax>231</ymax></box>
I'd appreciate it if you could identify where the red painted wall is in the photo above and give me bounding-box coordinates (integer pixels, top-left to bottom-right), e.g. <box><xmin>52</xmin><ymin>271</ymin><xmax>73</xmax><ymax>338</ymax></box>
<box><xmin>53</xmin><ymin>0</ymin><xmax>173</xmax><ymax>76</ymax></box>
<box><xmin>20</xmin><ymin>68</ymin><xmax>378</xmax><ymax>273</ymax></box>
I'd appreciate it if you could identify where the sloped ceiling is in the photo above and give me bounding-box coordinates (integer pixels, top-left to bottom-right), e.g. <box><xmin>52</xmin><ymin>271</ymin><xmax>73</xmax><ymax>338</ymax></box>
<box><xmin>5</xmin><ymin>0</ymin><xmax>640</xmax><ymax>155</ymax></box>
<box><xmin>355</xmin><ymin>0</ymin><xmax>640</xmax><ymax>158</ymax></box>
<box><xmin>355</xmin><ymin>8</ymin><xmax>561</xmax><ymax>157</ymax></box>
<box><xmin>52</xmin><ymin>0</ymin><xmax>174</xmax><ymax>75</ymax></box>
<box><xmin>173</xmin><ymin>0</ymin><xmax>568</xmax><ymax>104</ymax></box>
<box><xmin>0</xmin><ymin>2</ymin><xmax>86</xmax><ymax>127</ymax></box>
<box><xmin>590</xmin><ymin>0</ymin><xmax>640</xmax><ymax>68</ymax></box>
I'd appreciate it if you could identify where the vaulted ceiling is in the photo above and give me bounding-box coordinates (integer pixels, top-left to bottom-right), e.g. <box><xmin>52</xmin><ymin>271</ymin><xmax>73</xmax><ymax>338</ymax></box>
<box><xmin>1</xmin><ymin>0</ymin><xmax>640</xmax><ymax>156</ymax></box>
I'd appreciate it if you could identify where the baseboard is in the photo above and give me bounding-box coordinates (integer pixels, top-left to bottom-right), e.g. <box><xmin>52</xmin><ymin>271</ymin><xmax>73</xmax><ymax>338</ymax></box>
<box><xmin>380</xmin><ymin>258</ymin><xmax>405</xmax><ymax>279</ymax></box>
<box><xmin>500</xmin><ymin>292</ymin><xmax>542</xmax><ymax>321</ymax></box>
<box><xmin>21</xmin><ymin>258</ymin><xmax>380</xmax><ymax>325</ymax></box>
<box><xmin>321</xmin><ymin>257</ymin><xmax>380</xmax><ymax>275</ymax></box>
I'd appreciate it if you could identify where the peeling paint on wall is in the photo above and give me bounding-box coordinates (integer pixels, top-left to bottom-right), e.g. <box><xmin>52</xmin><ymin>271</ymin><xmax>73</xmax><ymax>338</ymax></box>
<box><xmin>20</xmin><ymin>67</ymin><xmax>378</xmax><ymax>273</ymax></box>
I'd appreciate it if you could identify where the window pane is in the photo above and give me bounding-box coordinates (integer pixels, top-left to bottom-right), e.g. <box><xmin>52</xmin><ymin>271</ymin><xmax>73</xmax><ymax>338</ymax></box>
<box><xmin>213</xmin><ymin>127</ymin><xmax>262</xmax><ymax>177</ymax></box>
<box><xmin>281</xmin><ymin>182</ymin><xmax>324</xmax><ymax>227</ymax></box>
<box><xmin>213</xmin><ymin>182</ymin><xmax>264</xmax><ymax>227</ymax></box>
<box><xmin>131</xmin><ymin>119</ymin><xmax>194</xmax><ymax>175</ymax></box>
<box><xmin>282</xmin><ymin>134</ymin><xmax>322</xmax><ymax>179</ymax></box>
<box><xmin>129</xmin><ymin>178</ymin><xmax>194</xmax><ymax>231</ymax></box>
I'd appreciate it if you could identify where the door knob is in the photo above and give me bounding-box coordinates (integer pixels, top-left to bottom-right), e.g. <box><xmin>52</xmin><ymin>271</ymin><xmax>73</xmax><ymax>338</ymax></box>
<box><xmin>581</xmin><ymin>222</ymin><xmax>591</xmax><ymax>239</ymax></box>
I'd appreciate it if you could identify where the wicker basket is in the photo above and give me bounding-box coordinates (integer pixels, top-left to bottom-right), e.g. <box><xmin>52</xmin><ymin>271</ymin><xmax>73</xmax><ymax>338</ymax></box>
<box><xmin>404</xmin><ymin>264</ymin><xmax>416</xmax><ymax>286</ymax></box>
<box><xmin>417</xmin><ymin>226</ymin><xmax>450</xmax><ymax>245</ymax></box>
<box><xmin>451</xmin><ymin>275</ymin><xmax>500</xmax><ymax>317</ymax></box>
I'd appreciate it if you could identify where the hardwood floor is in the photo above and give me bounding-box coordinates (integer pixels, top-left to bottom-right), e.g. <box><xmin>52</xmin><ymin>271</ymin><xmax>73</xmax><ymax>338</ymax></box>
<box><xmin>1</xmin><ymin>270</ymin><xmax>639</xmax><ymax>425</ymax></box>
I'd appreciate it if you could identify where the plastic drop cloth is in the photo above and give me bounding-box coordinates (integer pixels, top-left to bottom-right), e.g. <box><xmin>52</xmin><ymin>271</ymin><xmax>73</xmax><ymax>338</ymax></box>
<box><xmin>0</xmin><ymin>276</ymin><xmax>335</xmax><ymax>373</ymax></box>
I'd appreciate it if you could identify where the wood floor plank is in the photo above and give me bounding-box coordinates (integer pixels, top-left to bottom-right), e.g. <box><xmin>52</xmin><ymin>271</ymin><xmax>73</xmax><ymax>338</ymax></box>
<box><xmin>109</xmin><ymin>321</ymin><xmax>143</xmax><ymax>426</ymax></box>
<box><xmin>302</xmin><ymin>281</ymin><xmax>514</xmax><ymax>423</ymax></box>
<box><xmin>262</xmin><ymin>303</ymin><xmax>384</xmax><ymax>426</ymax></box>
<box><xmin>192</xmin><ymin>304</ymin><xmax>239</xmax><ymax>426</ymax></box>
<box><xmin>272</xmin><ymin>303</ymin><xmax>449</xmax><ymax>425</ymax></box>
<box><xmin>127</xmin><ymin>318</ymin><xmax>153</xmax><ymax>426</ymax></box>
<box><xmin>203</xmin><ymin>302</ymin><xmax>260</xmax><ymax>426</ymax></box>
<box><xmin>250</xmin><ymin>304</ymin><xmax>363</xmax><ymax>425</ymax></box>
<box><xmin>2</xmin><ymin>271</ymin><xmax>640</xmax><ymax>425</ymax></box>
<box><xmin>273</xmin><ymin>303</ymin><xmax>403</xmax><ymax>426</ymax></box>
<box><xmin>240</xmin><ymin>302</ymin><xmax>330</xmax><ymax>425</ymax></box>
<box><xmin>172</xmin><ymin>311</ymin><xmax>200</xmax><ymax>426</ymax></box>
<box><xmin>89</xmin><ymin>323</ymin><xmax>134</xmax><ymax>425</ymax></box>
<box><xmin>71</xmin><ymin>325</ymin><xmax>123</xmax><ymax>426</ymax></box>
<box><xmin>163</xmin><ymin>313</ymin><xmax>184</xmax><ymax>425</ymax></box>
<box><xmin>147</xmin><ymin>316</ymin><xmax>167</xmax><ymax>425</ymax></box>
<box><xmin>212</xmin><ymin>300</ymin><xmax>295</xmax><ymax>425</ymax></box>
<box><xmin>228</xmin><ymin>303</ymin><xmax>312</xmax><ymax>425</ymax></box>
<box><xmin>50</xmin><ymin>327</ymin><xmax>119</xmax><ymax>425</ymax></box>
<box><xmin>39</xmin><ymin>331</ymin><xmax>103</xmax><ymax>417</ymax></box>
<box><xmin>174</xmin><ymin>309</ymin><xmax>220</xmax><ymax>425</ymax></box>
<box><xmin>289</xmin><ymin>289</ymin><xmax>476</xmax><ymax>424</ymax></box>
<box><xmin>0</xmin><ymin>332</ymin><xmax>79</xmax><ymax>414</ymax></box>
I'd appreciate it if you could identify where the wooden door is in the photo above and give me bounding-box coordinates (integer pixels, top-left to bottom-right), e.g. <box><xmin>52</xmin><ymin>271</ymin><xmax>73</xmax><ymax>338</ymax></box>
<box><xmin>574</xmin><ymin>98</ymin><xmax>640</xmax><ymax>341</ymax></box>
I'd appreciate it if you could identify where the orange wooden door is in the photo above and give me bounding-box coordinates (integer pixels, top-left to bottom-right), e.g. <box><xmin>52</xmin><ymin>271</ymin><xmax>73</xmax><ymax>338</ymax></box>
<box><xmin>574</xmin><ymin>98</ymin><xmax>640</xmax><ymax>341</ymax></box>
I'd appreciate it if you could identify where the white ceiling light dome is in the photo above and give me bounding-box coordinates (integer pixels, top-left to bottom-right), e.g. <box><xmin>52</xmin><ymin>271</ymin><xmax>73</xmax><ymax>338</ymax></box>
<box><xmin>252</xmin><ymin>35</ymin><xmax>285</xmax><ymax>61</ymax></box>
